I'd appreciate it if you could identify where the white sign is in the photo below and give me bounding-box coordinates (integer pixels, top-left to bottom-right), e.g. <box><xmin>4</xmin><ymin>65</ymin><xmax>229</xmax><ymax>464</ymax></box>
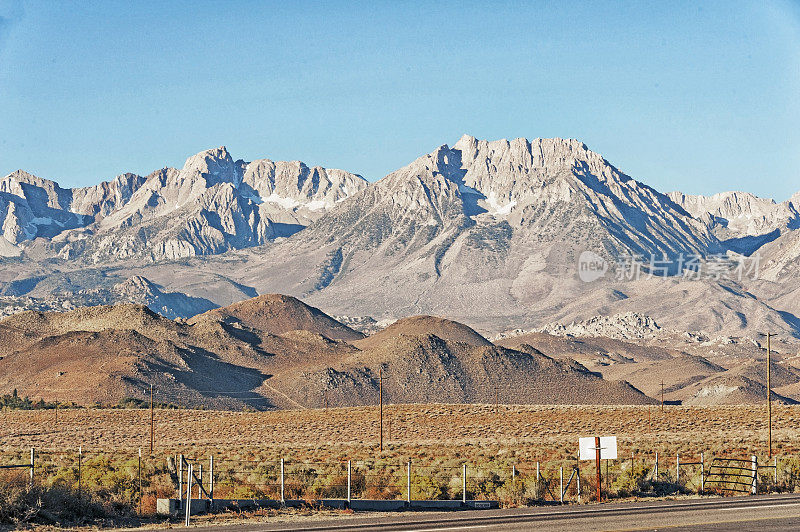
<box><xmin>579</xmin><ymin>436</ymin><xmax>618</xmax><ymax>460</ymax></box>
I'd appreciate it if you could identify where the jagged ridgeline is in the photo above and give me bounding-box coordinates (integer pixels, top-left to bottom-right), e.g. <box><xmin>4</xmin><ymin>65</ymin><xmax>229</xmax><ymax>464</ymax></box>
<box><xmin>0</xmin><ymin>136</ymin><xmax>799</xmax><ymax>338</ymax></box>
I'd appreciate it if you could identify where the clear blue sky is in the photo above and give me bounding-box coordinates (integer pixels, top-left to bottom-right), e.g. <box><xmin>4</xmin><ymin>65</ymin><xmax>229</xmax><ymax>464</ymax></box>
<box><xmin>1</xmin><ymin>0</ymin><xmax>799</xmax><ymax>200</ymax></box>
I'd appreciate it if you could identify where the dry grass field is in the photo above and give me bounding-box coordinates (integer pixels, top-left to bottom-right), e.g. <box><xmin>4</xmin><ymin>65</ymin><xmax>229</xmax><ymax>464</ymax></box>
<box><xmin>2</xmin><ymin>403</ymin><xmax>800</xmax><ymax>526</ymax></box>
<box><xmin>2</xmin><ymin>403</ymin><xmax>797</xmax><ymax>461</ymax></box>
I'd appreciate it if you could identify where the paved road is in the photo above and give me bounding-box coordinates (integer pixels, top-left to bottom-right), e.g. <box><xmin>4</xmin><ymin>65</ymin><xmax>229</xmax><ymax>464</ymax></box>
<box><xmin>189</xmin><ymin>494</ymin><xmax>800</xmax><ymax>531</ymax></box>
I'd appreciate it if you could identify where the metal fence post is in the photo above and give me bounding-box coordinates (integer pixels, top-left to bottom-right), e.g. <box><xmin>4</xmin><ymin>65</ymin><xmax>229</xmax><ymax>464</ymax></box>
<box><xmin>280</xmin><ymin>458</ymin><xmax>285</xmax><ymax>505</ymax></box>
<box><xmin>138</xmin><ymin>448</ymin><xmax>142</xmax><ymax>514</ymax></box>
<box><xmin>535</xmin><ymin>461</ymin><xmax>540</xmax><ymax>499</ymax></box>
<box><xmin>185</xmin><ymin>463</ymin><xmax>193</xmax><ymax>526</ymax></box>
<box><xmin>676</xmin><ymin>452</ymin><xmax>680</xmax><ymax>484</ymax></box>
<box><xmin>407</xmin><ymin>461</ymin><xmax>411</xmax><ymax>504</ymax></box>
<box><xmin>559</xmin><ymin>466</ymin><xmax>564</xmax><ymax>504</ymax></box>
<box><xmin>751</xmin><ymin>455</ymin><xmax>757</xmax><ymax>495</ymax></box>
<box><xmin>78</xmin><ymin>446</ymin><xmax>82</xmax><ymax>498</ymax></box>
<box><xmin>178</xmin><ymin>454</ymin><xmax>183</xmax><ymax>501</ymax></box>
<box><xmin>209</xmin><ymin>455</ymin><xmax>214</xmax><ymax>501</ymax></box>
<box><xmin>29</xmin><ymin>447</ymin><xmax>34</xmax><ymax>489</ymax></box>
<box><xmin>700</xmin><ymin>452</ymin><xmax>704</xmax><ymax>494</ymax></box>
<box><xmin>655</xmin><ymin>451</ymin><xmax>658</xmax><ymax>479</ymax></box>
<box><xmin>347</xmin><ymin>460</ymin><xmax>351</xmax><ymax>506</ymax></box>
<box><xmin>462</xmin><ymin>463</ymin><xmax>467</xmax><ymax>504</ymax></box>
<box><xmin>512</xmin><ymin>464</ymin><xmax>516</xmax><ymax>489</ymax></box>
<box><xmin>774</xmin><ymin>456</ymin><xmax>778</xmax><ymax>485</ymax></box>
<box><xmin>197</xmin><ymin>464</ymin><xmax>203</xmax><ymax>499</ymax></box>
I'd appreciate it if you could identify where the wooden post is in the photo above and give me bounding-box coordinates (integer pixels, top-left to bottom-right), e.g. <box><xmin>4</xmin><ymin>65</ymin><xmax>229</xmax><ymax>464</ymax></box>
<box><xmin>595</xmin><ymin>436</ymin><xmax>601</xmax><ymax>502</ymax></box>
<box><xmin>462</xmin><ymin>463</ymin><xmax>467</xmax><ymax>504</ymax></box>
<box><xmin>407</xmin><ymin>461</ymin><xmax>411</xmax><ymax>503</ymax></box>
<box><xmin>280</xmin><ymin>458</ymin><xmax>285</xmax><ymax>504</ymax></box>
<box><xmin>185</xmin><ymin>463</ymin><xmax>193</xmax><ymax>526</ymax></box>
<box><xmin>347</xmin><ymin>460</ymin><xmax>351</xmax><ymax>506</ymax></box>
<box><xmin>29</xmin><ymin>447</ymin><xmax>34</xmax><ymax>489</ymax></box>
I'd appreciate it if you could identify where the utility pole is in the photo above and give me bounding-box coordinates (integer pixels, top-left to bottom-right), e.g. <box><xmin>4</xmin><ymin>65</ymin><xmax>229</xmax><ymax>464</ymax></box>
<box><xmin>767</xmin><ymin>332</ymin><xmax>772</xmax><ymax>458</ymax></box>
<box><xmin>378</xmin><ymin>367</ymin><xmax>388</xmax><ymax>452</ymax></box>
<box><xmin>149</xmin><ymin>384</ymin><xmax>154</xmax><ymax>454</ymax></box>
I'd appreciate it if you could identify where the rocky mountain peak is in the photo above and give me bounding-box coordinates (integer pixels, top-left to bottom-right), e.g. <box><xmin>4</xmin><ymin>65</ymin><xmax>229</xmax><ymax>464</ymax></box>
<box><xmin>172</xmin><ymin>146</ymin><xmax>240</xmax><ymax>200</ymax></box>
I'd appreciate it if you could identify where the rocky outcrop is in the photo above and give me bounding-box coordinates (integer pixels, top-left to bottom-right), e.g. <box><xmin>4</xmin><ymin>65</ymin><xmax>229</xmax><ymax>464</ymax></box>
<box><xmin>668</xmin><ymin>190</ymin><xmax>800</xmax><ymax>242</ymax></box>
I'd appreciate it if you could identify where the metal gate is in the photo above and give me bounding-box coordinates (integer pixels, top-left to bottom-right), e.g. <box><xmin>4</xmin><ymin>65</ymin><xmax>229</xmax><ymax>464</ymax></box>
<box><xmin>704</xmin><ymin>457</ymin><xmax>756</xmax><ymax>494</ymax></box>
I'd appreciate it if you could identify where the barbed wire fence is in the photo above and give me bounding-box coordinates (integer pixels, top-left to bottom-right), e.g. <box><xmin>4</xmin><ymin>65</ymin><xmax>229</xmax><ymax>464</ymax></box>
<box><xmin>4</xmin><ymin>446</ymin><xmax>800</xmax><ymax>518</ymax></box>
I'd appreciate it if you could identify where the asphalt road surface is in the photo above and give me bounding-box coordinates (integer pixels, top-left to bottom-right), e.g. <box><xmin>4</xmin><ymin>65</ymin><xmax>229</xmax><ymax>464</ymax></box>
<box><xmin>187</xmin><ymin>494</ymin><xmax>800</xmax><ymax>531</ymax></box>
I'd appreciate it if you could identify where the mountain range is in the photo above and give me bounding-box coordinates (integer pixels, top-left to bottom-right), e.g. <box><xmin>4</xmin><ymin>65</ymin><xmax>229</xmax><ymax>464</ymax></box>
<box><xmin>1</xmin><ymin>135</ymin><xmax>799</xmax><ymax>342</ymax></box>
